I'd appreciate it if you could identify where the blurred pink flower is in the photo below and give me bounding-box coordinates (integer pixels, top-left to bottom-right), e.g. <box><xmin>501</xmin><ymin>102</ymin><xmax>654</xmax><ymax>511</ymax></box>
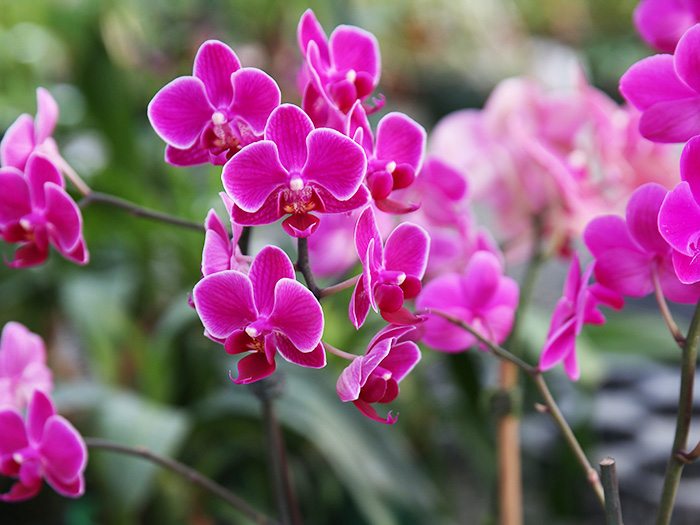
<box><xmin>634</xmin><ymin>0</ymin><xmax>700</xmax><ymax>53</ymax></box>
<box><xmin>0</xmin><ymin>322</ymin><xmax>52</xmax><ymax>411</ymax></box>
<box><xmin>0</xmin><ymin>390</ymin><xmax>87</xmax><ymax>501</ymax></box>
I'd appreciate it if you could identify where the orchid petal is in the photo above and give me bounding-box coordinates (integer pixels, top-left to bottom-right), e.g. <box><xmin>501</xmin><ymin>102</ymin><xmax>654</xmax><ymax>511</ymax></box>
<box><xmin>297</xmin><ymin>9</ymin><xmax>329</xmax><ymax>62</ymax></box>
<box><xmin>275</xmin><ymin>338</ymin><xmax>326</xmax><ymax>368</ymax></box>
<box><xmin>0</xmin><ymin>480</ymin><xmax>41</xmax><ymax>502</ymax></box>
<box><xmin>354</xmin><ymin>206</ymin><xmax>382</xmax><ymax>262</ymax></box>
<box><xmin>0</xmin><ymin>409</ymin><xmax>28</xmax><ymax>455</ymax></box>
<box><xmin>39</xmin><ymin>416</ymin><xmax>87</xmax><ymax>483</ymax></box>
<box><xmin>619</xmin><ymin>54</ymin><xmax>695</xmax><ymax>110</ymax></box>
<box><xmin>26</xmin><ymin>390</ymin><xmax>55</xmax><ymax>445</ymax></box>
<box><xmin>147</xmin><ymin>77</ymin><xmax>214</xmax><ymax>149</ymax></box>
<box><xmin>230</xmin><ymin>353</ymin><xmax>276</xmax><ymax>384</ymax></box>
<box><xmin>269</xmin><ymin>279</ymin><xmax>323</xmax><ymax>352</ymax></box>
<box><xmin>352</xmin><ymin>399</ymin><xmax>397</xmax><ymax>424</ymax></box>
<box><xmin>0</xmin><ymin>114</ymin><xmax>34</xmax><ymax>170</ymax></box>
<box><xmin>248</xmin><ymin>246</ymin><xmax>295</xmax><ymax>316</ymax></box>
<box><xmin>383</xmin><ymin>222</ymin><xmax>430</xmax><ymax>279</ymax></box>
<box><xmin>192</xmin><ymin>271</ymin><xmax>257</xmax><ymax>338</ymax></box>
<box><xmin>349</xmin><ymin>273</ymin><xmax>372</xmax><ymax>329</ymax></box>
<box><xmin>44</xmin><ymin>183</ymin><xmax>82</xmax><ymax>251</ymax></box>
<box><xmin>672</xmin><ymin>250</ymin><xmax>700</xmax><ymax>284</ymax></box>
<box><xmin>164</xmin><ymin>144</ymin><xmax>210</xmax><ymax>167</ymax></box>
<box><xmin>659</xmin><ymin>181</ymin><xmax>700</xmax><ymax>255</ymax></box>
<box><xmin>375</xmin><ymin>112</ymin><xmax>426</xmax><ymax>169</ymax></box>
<box><xmin>44</xmin><ymin>468</ymin><xmax>84</xmax><ymax>498</ymax></box>
<box><xmin>230</xmin><ymin>68</ymin><xmax>281</xmax><ymax>135</ymax></box>
<box><xmin>193</xmin><ymin>40</ymin><xmax>240</xmax><ymax>108</ymax></box>
<box><xmin>639</xmin><ymin>97</ymin><xmax>700</xmax><ymax>143</ymax></box>
<box><xmin>675</xmin><ymin>24</ymin><xmax>700</xmax><ymax>93</ymax></box>
<box><xmin>681</xmin><ymin>136</ymin><xmax>700</xmax><ymax>201</ymax></box>
<box><xmin>329</xmin><ymin>25</ymin><xmax>380</xmax><ymax>80</ymax></box>
<box><xmin>264</xmin><ymin>104</ymin><xmax>313</xmax><ymax>173</ymax></box>
<box><xmin>626</xmin><ymin>182</ymin><xmax>670</xmax><ymax>254</ymax></box>
<box><xmin>0</xmin><ymin>168</ymin><xmax>31</xmax><ymax>224</ymax></box>
<box><xmin>379</xmin><ymin>340</ymin><xmax>421</xmax><ymax>382</ymax></box>
<box><xmin>34</xmin><ymin>88</ymin><xmax>59</xmax><ymax>144</ymax></box>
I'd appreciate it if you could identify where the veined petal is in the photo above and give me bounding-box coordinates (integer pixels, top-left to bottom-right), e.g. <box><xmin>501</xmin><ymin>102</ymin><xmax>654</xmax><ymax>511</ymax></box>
<box><xmin>349</xmin><ymin>273</ymin><xmax>372</xmax><ymax>329</ymax></box>
<box><xmin>230</xmin><ymin>194</ymin><xmax>282</xmax><ymax>226</ymax></box>
<box><xmin>383</xmin><ymin>222</ymin><xmax>430</xmax><ymax>279</ymax></box>
<box><xmin>639</xmin><ymin>97</ymin><xmax>700</xmax><ymax>143</ymax></box>
<box><xmin>379</xmin><ymin>340</ymin><xmax>421</xmax><ymax>382</ymax></box>
<box><xmin>675</xmin><ymin>24</ymin><xmax>700</xmax><ymax>93</ymax></box>
<box><xmin>584</xmin><ymin>215</ymin><xmax>640</xmax><ymax>257</ymax></box>
<box><xmin>39</xmin><ymin>416</ymin><xmax>87</xmax><ymax>483</ymax></box>
<box><xmin>297</xmin><ymin>9</ymin><xmax>329</xmax><ymax>62</ymax></box>
<box><xmin>626</xmin><ymin>183</ymin><xmax>670</xmax><ymax>254</ymax></box>
<box><xmin>230</xmin><ymin>68</ymin><xmax>281</xmax><ymax>135</ymax></box>
<box><xmin>193</xmin><ymin>40</ymin><xmax>241</xmax><ymax>108</ymax></box>
<box><xmin>222</xmin><ymin>140</ymin><xmax>288</xmax><ymax>212</ymax></box>
<box><xmin>337</xmin><ymin>357</ymin><xmax>363</xmax><ymax>401</ymax></box>
<box><xmin>164</xmin><ymin>144</ymin><xmax>209</xmax><ymax>167</ymax></box>
<box><xmin>657</xmin><ymin>256</ymin><xmax>700</xmax><ymax>303</ymax></box>
<box><xmin>147</xmin><ymin>76</ymin><xmax>214</xmax><ymax>149</ymax></box>
<box><xmin>275</xmin><ymin>337</ymin><xmax>326</xmax><ymax>368</ymax></box>
<box><xmin>316</xmin><ymin>185</ymin><xmax>370</xmax><ymax>213</ymax></box>
<box><xmin>248</xmin><ymin>245</ymin><xmax>295</xmax><ymax>317</ymax></box>
<box><xmin>672</xmin><ymin>250</ymin><xmax>700</xmax><ymax>284</ymax></box>
<box><xmin>34</xmin><ymin>87</ymin><xmax>59</xmax><ymax>144</ymax></box>
<box><xmin>375</xmin><ymin>112</ymin><xmax>426</xmax><ymax>170</ymax></box>
<box><xmin>44</xmin><ymin>183</ymin><xmax>82</xmax><ymax>251</ymax></box>
<box><xmin>329</xmin><ymin>25</ymin><xmax>381</xmax><ymax>80</ymax></box>
<box><xmin>619</xmin><ymin>54</ymin><xmax>695</xmax><ymax>110</ymax></box>
<box><xmin>659</xmin><ymin>181</ymin><xmax>700</xmax><ymax>255</ymax></box>
<box><xmin>25</xmin><ymin>154</ymin><xmax>63</xmax><ymax>210</ymax></box>
<box><xmin>303</xmin><ymin>129</ymin><xmax>367</xmax><ymax>200</ymax></box>
<box><xmin>0</xmin><ymin>168</ymin><xmax>31</xmax><ymax>224</ymax></box>
<box><xmin>354</xmin><ymin>206</ymin><xmax>381</xmax><ymax>261</ymax></box>
<box><xmin>192</xmin><ymin>271</ymin><xmax>257</xmax><ymax>338</ymax></box>
<box><xmin>539</xmin><ymin>318</ymin><xmax>576</xmax><ymax>371</ymax></box>
<box><xmin>592</xmin><ymin>247</ymin><xmax>654</xmax><ymax>297</ymax></box>
<box><xmin>268</xmin><ymin>278</ymin><xmax>323</xmax><ymax>352</ymax></box>
<box><xmin>201</xmin><ymin>229</ymin><xmax>232</xmax><ymax>277</ymax></box>
<box><xmin>0</xmin><ymin>114</ymin><xmax>34</xmax><ymax>170</ymax></box>
<box><xmin>263</xmin><ymin>104</ymin><xmax>312</xmax><ymax>172</ymax></box>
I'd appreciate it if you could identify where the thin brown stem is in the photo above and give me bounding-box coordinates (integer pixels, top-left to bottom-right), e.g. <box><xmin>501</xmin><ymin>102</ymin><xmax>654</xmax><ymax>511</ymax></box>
<box><xmin>295</xmin><ymin>237</ymin><xmax>321</xmax><ymax>299</ymax></box>
<box><xmin>319</xmin><ymin>274</ymin><xmax>361</xmax><ymax>298</ymax></box>
<box><xmin>600</xmin><ymin>457</ymin><xmax>624</xmax><ymax>525</ymax></box>
<box><xmin>79</xmin><ymin>191</ymin><xmax>205</xmax><ymax>232</ymax></box>
<box><xmin>84</xmin><ymin>438</ymin><xmax>277</xmax><ymax>525</ymax></box>
<box><xmin>429</xmin><ymin>309</ymin><xmax>606</xmax><ymax>508</ymax></box>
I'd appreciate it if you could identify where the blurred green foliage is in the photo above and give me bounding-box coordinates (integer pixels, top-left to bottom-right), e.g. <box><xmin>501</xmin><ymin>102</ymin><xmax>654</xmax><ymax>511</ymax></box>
<box><xmin>0</xmin><ymin>0</ymin><xmax>668</xmax><ymax>524</ymax></box>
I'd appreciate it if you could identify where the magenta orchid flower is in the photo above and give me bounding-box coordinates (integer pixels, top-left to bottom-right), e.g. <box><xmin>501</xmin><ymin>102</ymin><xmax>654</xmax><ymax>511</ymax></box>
<box><xmin>222</xmin><ymin>104</ymin><xmax>368</xmax><ymax>238</ymax></box>
<box><xmin>620</xmin><ymin>23</ymin><xmax>700</xmax><ymax>143</ymax></box>
<box><xmin>0</xmin><ymin>322</ymin><xmax>52</xmax><ymax>411</ymax></box>
<box><xmin>350</xmin><ymin>206</ymin><xmax>430</xmax><ymax>329</ymax></box>
<box><xmin>1</xmin><ymin>88</ymin><xmax>59</xmax><ymax>172</ymax></box>
<box><xmin>148</xmin><ymin>40</ymin><xmax>281</xmax><ymax>166</ymax></box>
<box><xmin>348</xmin><ymin>102</ymin><xmax>426</xmax><ymax>214</ymax></box>
<box><xmin>416</xmin><ymin>251</ymin><xmax>519</xmax><ymax>352</ymax></box>
<box><xmin>297</xmin><ymin>9</ymin><xmax>382</xmax><ymax>129</ymax></box>
<box><xmin>634</xmin><ymin>0</ymin><xmax>700</xmax><ymax>53</ymax></box>
<box><xmin>658</xmin><ymin>136</ymin><xmax>700</xmax><ymax>283</ymax></box>
<box><xmin>0</xmin><ymin>153</ymin><xmax>88</xmax><ymax>267</ymax></box>
<box><xmin>539</xmin><ymin>254</ymin><xmax>622</xmax><ymax>381</ymax></box>
<box><xmin>0</xmin><ymin>390</ymin><xmax>87</xmax><ymax>501</ymax></box>
<box><xmin>192</xmin><ymin>245</ymin><xmax>325</xmax><ymax>384</ymax></box>
<box><xmin>585</xmin><ymin>182</ymin><xmax>700</xmax><ymax>302</ymax></box>
<box><xmin>336</xmin><ymin>322</ymin><xmax>422</xmax><ymax>424</ymax></box>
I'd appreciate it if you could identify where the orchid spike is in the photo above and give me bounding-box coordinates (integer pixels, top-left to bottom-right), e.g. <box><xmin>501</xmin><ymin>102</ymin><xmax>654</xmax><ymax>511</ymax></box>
<box><xmin>336</xmin><ymin>322</ymin><xmax>422</xmax><ymax>424</ymax></box>
<box><xmin>148</xmin><ymin>40</ymin><xmax>281</xmax><ymax>166</ymax></box>
<box><xmin>0</xmin><ymin>153</ymin><xmax>88</xmax><ymax>267</ymax></box>
<box><xmin>222</xmin><ymin>104</ymin><xmax>368</xmax><ymax>238</ymax></box>
<box><xmin>350</xmin><ymin>206</ymin><xmax>429</xmax><ymax>328</ymax></box>
<box><xmin>0</xmin><ymin>390</ymin><xmax>87</xmax><ymax>501</ymax></box>
<box><xmin>192</xmin><ymin>245</ymin><xmax>325</xmax><ymax>383</ymax></box>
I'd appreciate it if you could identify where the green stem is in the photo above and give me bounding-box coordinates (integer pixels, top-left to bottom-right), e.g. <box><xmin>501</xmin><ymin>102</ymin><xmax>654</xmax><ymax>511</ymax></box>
<box><xmin>79</xmin><ymin>191</ymin><xmax>205</xmax><ymax>232</ymax></box>
<box><xmin>600</xmin><ymin>457</ymin><xmax>624</xmax><ymax>525</ymax></box>
<box><xmin>655</xmin><ymin>299</ymin><xmax>700</xmax><ymax>524</ymax></box>
<box><xmin>84</xmin><ymin>438</ymin><xmax>277</xmax><ymax>525</ymax></box>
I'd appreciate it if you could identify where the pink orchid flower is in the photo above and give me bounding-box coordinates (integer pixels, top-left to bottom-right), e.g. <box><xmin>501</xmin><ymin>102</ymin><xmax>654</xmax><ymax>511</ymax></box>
<box><xmin>0</xmin><ymin>153</ymin><xmax>88</xmax><ymax>267</ymax></box>
<box><xmin>0</xmin><ymin>322</ymin><xmax>52</xmax><ymax>411</ymax></box>
<box><xmin>417</xmin><ymin>250</ymin><xmax>519</xmax><ymax>352</ymax></box>
<box><xmin>350</xmin><ymin>206</ymin><xmax>430</xmax><ymax>329</ymax></box>
<box><xmin>192</xmin><ymin>245</ymin><xmax>325</xmax><ymax>384</ymax></box>
<box><xmin>620</xmin><ymin>23</ymin><xmax>700</xmax><ymax>143</ymax></box>
<box><xmin>201</xmin><ymin>194</ymin><xmax>249</xmax><ymax>277</ymax></box>
<box><xmin>222</xmin><ymin>104</ymin><xmax>368</xmax><ymax>238</ymax></box>
<box><xmin>634</xmin><ymin>0</ymin><xmax>700</xmax><ymax>53</ymax></box>
<box><xmin>658</xmin><ymin>136</ymin><xmax>700</xmax><ymax>283</ymax></box>
<box><xmin>297</xmin><ymin>9</ymin><xmax>382</xmax><ymax>129</ymax></box>
<box><xmin>0</xmin><ymin>88</ymin><xmax>59</xmax><ymax>172</ymax></box>
<box><xmin>148</xmin><ymin>40</ymin><xmax>280</xmax><ymax>166</ymax></box>
<box><xmin>348</xmin><ymin>102</ymin><xmax>426</xmax><ymax>214</ymax></box>
<box><xmin>0</xmin><ymin>390</ymin><xmax>87</xmax><ymax>501</ymax></box>
<box><xmin>539</xmin><ymin>254</ymin><xmax>622</xmax><ymax>381</ymax></box>
<box><xmin>585</xmin><ymin>182</ymin><xmax>700</xmax><ymax>301</ymax></box>
<box><xmin>336</xmin><ymin>323</ymin><xmax>422</xmax><ymax>424</ymax></box>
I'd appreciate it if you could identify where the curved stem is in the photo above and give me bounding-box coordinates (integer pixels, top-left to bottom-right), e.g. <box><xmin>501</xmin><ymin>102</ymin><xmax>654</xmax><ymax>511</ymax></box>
<box><xmin>79</xmin><ymin>191</ymin><xmax>205</xmax><ymax>232</ymax></box>
<box><xmin>323</xmin><ymin>341</ymin><xmax>359</xmax><ymax>360</ymax></box>
<box><xmin>295</xmin><ymin>237</ymin><xmax>321</xmax><ymax>299</ymax></box>
<box><xmin>652</xmin><ymin>267</ymin><xmax>685</xmax><ymax>349</ymax></box>
<box><xmin>84</xmin><ymin>437</ymin><xmax>277</xmax><ymax>525</ymax></box>
<box><xmin>655</xmin><ymin>299</ymin><xmax>700</xmax><ymax>524</ymax></box>
<box><xmin>319</xmin><ymin>274</ymin><xmax>361</xmax><ymax>298</ymax></box>
<box><xmin>429</xmin><ymin>309</ymin><xmax>606</xmax><ymax>508</ymax></box>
